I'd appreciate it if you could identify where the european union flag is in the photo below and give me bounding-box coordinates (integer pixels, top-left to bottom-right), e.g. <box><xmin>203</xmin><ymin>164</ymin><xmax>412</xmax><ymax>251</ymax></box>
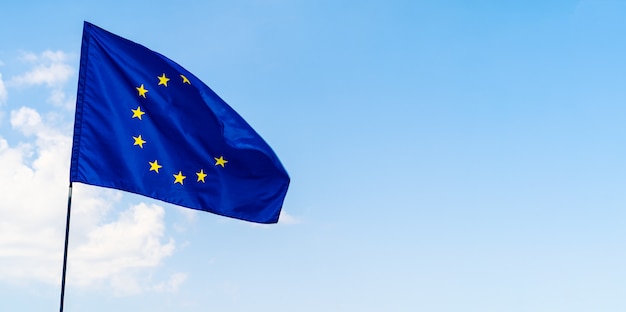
<box><xmin>70</xmin><ymin>22</ymin><xmax>290</xmax><ymax>224</ymax></box>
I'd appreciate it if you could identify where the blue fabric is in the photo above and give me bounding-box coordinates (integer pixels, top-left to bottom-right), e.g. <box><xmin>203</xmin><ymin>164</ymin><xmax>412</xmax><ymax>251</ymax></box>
<box><xmin>70</xmin><ymin>22</ymin><xmax>289</xmax><ymax>224</ymax></box>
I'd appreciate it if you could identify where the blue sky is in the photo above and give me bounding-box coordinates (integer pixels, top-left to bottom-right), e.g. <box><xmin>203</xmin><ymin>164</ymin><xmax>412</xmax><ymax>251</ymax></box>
<box><xmin>2</xmin><ymin>1</ymin><xmax>626</xmax><ymax>311</ymax></box>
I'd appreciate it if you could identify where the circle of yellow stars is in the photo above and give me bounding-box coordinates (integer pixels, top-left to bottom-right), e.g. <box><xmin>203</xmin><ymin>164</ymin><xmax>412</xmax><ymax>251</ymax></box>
<box><xmin>131</xmin><ymin>73</ymin><xmax>227</xmax><ymax>185</ymax></box>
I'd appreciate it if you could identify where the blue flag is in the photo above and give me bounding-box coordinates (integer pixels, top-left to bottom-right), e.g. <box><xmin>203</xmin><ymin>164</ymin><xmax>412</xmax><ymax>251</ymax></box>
<box><xmin>70</xmin><ymin>22</ymin><xmax>289</xmax><ymax>224</ymax></box>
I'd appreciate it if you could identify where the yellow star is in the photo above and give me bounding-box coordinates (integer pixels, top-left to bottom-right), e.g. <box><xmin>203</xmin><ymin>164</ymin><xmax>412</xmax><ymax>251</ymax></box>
<box><xmin>136</xmin><ymin>84</ymin><xmax>148</xmax><ymax>98</ymax></box>
<box><xmin>133</xmin><ymin>135</ymin><xmax>146</xmax><ymax>148</ymax></box>
<box><xmin>149</xmin><ymin>160</ymin><xmax>162</xmax><ymax>173</ymax></box>
<box><xmin>131</xmin><ymin>106</ymin><xmax>145</xmax><ymax>120</ymax></box>
<box><xmin>214</xmin><ymin>156</ymin><xmax>228</xmax><ymax>167</ymax></box>
<box><xmin>180</xmin><ymin>74</ymin><xmax>190</xmax><ymax>84</ymax></box>
<box><xmin>196</xmin><ymin>169</ymin><xmax>207</xmax><ymax>183</ymax></box>
<box><xmin>173</xmin><ymin>171</ymin><xmax>186</xmax><ymax>185</ymax></box>
<box><xmin>158</xmin><ymin>73</ymin><xmax>170</xmax><ymax>87</ymax></box>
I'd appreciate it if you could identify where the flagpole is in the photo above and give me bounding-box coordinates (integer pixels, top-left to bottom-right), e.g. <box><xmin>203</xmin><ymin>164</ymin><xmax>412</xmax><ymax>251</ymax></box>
<box><xmin>59</xmin><ymin>182</ymin><xmax>73</xmax><ymax>312</ymax></box>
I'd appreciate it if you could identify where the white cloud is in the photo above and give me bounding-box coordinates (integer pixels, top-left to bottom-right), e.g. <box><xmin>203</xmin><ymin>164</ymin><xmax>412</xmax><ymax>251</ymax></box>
<box><xmin>0</xmin><ymin>107</ymin><xmax>87</xmax><ymax>285</ymax></box>
<box><xmin>11</xmin><ymin>106</ymin><xmax>42</xmax><ymax>135</ymax></box>
<box><xmin>176</xmin><ymin>205</ymin><xmax>198</xmax><ymax>224</ymax></box>
<box><xmin>48</xmin><ymin>88</ymin><xmax>73</xmax><ymax>108</ymax></box>
<box><xmin>69</xmin><ymin>202</ymin><xmax>176</xmax><ymax>295</ymax></box>
<box><xmin>152</xmin><ymin>272</ymin><xmax>188</xmax><ymax>293</ymax></box>
<box><xmin>172</xmin><ymin>205</ymin><xmax>199</xmax><ymax>232</ymax></box>
<box><xmin>0</xmin><ymin>106</ymin><xmax>180</xmax><ymax>294</ymax></box>
<box><xmin>278</xmin><ymin>210</ymin><xmax>301</xmax><ymax>225</ymax></box>
<box><xmin>10</xmin><ymin>55</ymin><xmax>73</xmax><ymax>87</ymax></box>
<box><xmin>0</xmin><ymin>49</ymin><xmax>185</xmax><ymax>295</ymax></box>
<box><xmin>0</xmin><ymin>73</ymin><xmax>7</xmax><ymax>105</ymax></box>
<box><xmin>8</xmin><ymin>50</ymin><xmax>75</xmax><ymax>109</ymax></box>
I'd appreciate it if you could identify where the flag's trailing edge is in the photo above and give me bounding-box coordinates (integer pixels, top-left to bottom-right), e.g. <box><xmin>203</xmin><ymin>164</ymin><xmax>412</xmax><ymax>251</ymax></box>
<box><xmin>70</xmin><ymin>22</ymin><xmax>290</xmax><ymax>224</ymax></box>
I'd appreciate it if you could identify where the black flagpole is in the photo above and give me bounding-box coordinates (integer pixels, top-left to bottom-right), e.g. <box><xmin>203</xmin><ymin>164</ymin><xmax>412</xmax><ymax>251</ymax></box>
<box><xmin>59</xmin><ymin>182</ymin><xmax>73</xmax><ymax>312</ymax></box>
